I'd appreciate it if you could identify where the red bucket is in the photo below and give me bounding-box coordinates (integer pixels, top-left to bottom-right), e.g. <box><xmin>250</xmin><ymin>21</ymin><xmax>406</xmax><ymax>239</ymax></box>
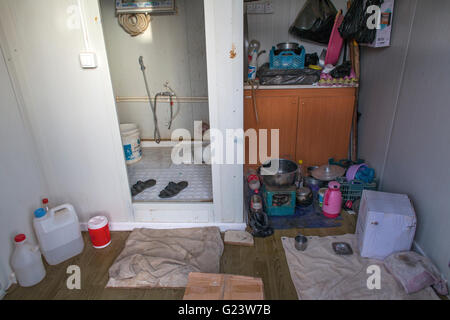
<box><xmin>88</xmin><ymin>216</ymin><xmax>111</xmax><ymax>249</ymax></box>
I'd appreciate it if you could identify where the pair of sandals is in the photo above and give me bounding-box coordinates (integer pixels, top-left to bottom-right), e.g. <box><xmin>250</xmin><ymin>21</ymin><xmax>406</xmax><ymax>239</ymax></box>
<box><xmin>131</xmin><ymin>179</ymin><xmax>188</xmax><ymax>199</ymax></box>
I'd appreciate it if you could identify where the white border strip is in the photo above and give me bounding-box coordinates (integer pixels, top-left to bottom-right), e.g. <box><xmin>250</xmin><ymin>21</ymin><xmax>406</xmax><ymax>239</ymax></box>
<box><xmin>80</xmin><ymin>222</ymin><xmax>246</xmax><ymax>233</ymax></box>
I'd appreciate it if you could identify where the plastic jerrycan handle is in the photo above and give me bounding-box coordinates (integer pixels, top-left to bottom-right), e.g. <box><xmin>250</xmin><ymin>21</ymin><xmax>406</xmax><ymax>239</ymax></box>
<box><xmin>280</xmin><ymin>51</ymin><xmax>295</xmax><ymax>56</ymax></box>
<box><xmin>48</xmin><ymin>204</ymin><xmax>74</xmax><ymax>219</ymax></box>
<box><xmin>324</xmin><ymin>189</ymin><xmax>331</xmax><ymax>206</ymax></box>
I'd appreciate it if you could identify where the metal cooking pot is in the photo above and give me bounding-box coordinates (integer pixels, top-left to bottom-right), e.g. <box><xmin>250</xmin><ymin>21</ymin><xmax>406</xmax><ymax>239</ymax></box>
<box><xmin>307</xmin><ymin>166</ymin><xmax>319</xmax><ymax>176</ymax></box>
<box><xmin>277</xmin><ymin>42</ymin><xmax>299</xmax><ymax>51</ymax></box>
<box><xmin>312</xmin><ymin>164</ymin><xmax>345</xmax><ymax>181</ymax></box>
<box><xmin>258</xmin><ymin>159</ymin><xmax>298</xmax><ymax>188</ymax></box>
<box><xmin>296</xmin><ymin>187</ymin><xmax>313</xmax><ymax>207</ymax></box>
<box><xmin>304</xmin><ymin>175</ymin><xmax>322</xmax><ymax>187</ymax></box>
<box><xmin>304</xmin><ymin>175</ymin><xmax>326</xmax><ymax>193</ymax></box>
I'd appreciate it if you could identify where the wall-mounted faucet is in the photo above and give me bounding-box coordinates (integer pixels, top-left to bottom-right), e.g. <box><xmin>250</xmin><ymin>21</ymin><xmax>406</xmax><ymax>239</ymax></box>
<box><xmin>154</xmin><ymin>90</ymin><xmax>176</xmax><ymax>130</ymax></box>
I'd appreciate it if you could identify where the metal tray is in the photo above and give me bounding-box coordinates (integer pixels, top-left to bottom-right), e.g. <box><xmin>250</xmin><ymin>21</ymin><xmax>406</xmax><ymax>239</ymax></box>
<box><xmin>332</xmin><ymin>242</ymin><xmax>353</xmax><ymax>255</ymax></box>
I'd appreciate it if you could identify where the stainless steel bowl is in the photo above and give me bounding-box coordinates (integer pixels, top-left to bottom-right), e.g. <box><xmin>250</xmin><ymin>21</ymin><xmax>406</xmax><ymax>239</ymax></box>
<box><xmin>258</xmin><ymin>159</ymin><xmax>298</xmax><ymax>188</ymax></box>
<box><xmin>277</xmin><ymin>42</ymin><xmax>299</xmax><ymax>51</ymax></box>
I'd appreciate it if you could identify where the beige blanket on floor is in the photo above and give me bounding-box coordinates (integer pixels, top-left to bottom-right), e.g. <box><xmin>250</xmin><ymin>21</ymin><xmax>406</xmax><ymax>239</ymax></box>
<box><xmin>107</xmin><ymin>227</ymin><xmax>224</xmax><ymax>288</ymax></box>
<box><xmin>282</xmin><ymin>234</ymin><xmax>439</xmax><ymax>300</ymax></box>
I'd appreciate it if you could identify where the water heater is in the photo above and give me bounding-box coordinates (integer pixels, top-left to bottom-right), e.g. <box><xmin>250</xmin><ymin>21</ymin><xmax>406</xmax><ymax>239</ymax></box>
<box><xmin>116</xmin><ymin>0</ymin><xmax>176</xmax><ymax>14</ymax></box>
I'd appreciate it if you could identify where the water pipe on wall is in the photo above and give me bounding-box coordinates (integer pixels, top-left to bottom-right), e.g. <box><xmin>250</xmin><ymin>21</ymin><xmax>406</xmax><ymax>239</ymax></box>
<box><xmin>139</xmin><ymin>56</ymin><xmax>161</xmax><ymax>143</ymax></box>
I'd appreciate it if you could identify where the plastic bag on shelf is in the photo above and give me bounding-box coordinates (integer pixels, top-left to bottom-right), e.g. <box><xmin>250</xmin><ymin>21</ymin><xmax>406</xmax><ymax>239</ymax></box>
<box><xmin>330</xmin><ymin>61</ymin><xmax>352</xmax><ymax>78</ymax></box>
<box><xmin>305</xmin><ymin>53</ymin><xmax>319</xmax><ymax>66</ymax></box>
<box><xmin>339</xmin><ymin>0</ymin><xmax>383</xmax><ymax>44</ymax></box>
<box><xmin>257</xmin><ymin>63</ymin><xmax>321</xmax><ymax>85</ymax></box>
<box><xmin>289</xmin><ymin>0</ymin><xmax>338</xmax><ymax>44</ymax></box>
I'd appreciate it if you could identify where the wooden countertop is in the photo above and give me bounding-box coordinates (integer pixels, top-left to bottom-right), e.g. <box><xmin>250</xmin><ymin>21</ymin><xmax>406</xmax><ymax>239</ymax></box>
<box><xmin>244</xmin><ymin>84</ymin><xmax>359</xmax><ymax>90</ymax></box>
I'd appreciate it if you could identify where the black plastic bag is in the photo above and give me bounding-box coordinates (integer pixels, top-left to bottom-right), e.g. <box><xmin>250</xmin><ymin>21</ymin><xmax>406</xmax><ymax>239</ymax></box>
<box><xmin>257</xmin><ymin>63</ymin><xmax>321</xmax><ymax>85</ymax></box>
<box><xmin>305</xmin><ymin>53</ymin><xmax>319</xmax><ymax>66</ymax></box>
<box><xmin>289</xmin><ymin>0</ymin><xmax>338</xmax><ymax>45</ymax></box>
<box><xmin>339</xmin><ymin>0</ymin><xmax>383</xmax><ymax>44</ymax></box>
<box><xmin>330</xmin><ymin>61</ymin><xmax>352</xmax><ymax>78</ymax></box>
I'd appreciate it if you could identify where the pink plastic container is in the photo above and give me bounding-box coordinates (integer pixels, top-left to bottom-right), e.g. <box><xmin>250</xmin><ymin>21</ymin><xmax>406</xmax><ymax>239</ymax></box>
<box><xmin>325</xmin><ymin>11</ymin><xmax>344</xmax><ymax>66</ymax></box>
<box><xmin>323</xmin><ymin>181</ymin><xmax>342</xmax><ymax>219</ymax></box>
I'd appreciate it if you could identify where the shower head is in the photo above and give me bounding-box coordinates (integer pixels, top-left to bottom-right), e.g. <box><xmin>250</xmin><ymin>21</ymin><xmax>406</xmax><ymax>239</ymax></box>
<box><xmin>138</xmin><ymin>56</ymin><xmax>146</xmax><ymax>71</ymax></box>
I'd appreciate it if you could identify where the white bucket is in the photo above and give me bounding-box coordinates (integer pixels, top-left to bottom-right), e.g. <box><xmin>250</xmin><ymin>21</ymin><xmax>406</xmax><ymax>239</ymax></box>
<box><xmin>120</xmin><ymin>123</ymin><xmax>142</xmax><ymax>165</ymax></box>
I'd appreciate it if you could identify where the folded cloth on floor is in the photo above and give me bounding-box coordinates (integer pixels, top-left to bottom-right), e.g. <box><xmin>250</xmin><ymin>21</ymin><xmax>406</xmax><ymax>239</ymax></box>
<box><xmin>281</xmin><ymin>234</ymin><xmax>439</xmax><ymax>300</ymax></box>
<box><xmin>107</xmin><ymin>227</ymin><xmax>224</xmax><ymax>288</ymax></box>
<box><xmin>384</xmin><ymin>251</ymin><xmax>448</xmax><ymax>295</ymax></box>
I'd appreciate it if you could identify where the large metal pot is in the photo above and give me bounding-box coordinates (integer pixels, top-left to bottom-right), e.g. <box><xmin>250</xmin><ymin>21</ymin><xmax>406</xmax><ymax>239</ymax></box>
<box><xmin>258</xmin><ymin>159</ymin><xmax>298</xmax><ymax>187</ymax></box>
<box><xmin>277</xmin><ymin>42</ymin><xmax>299</xmax><ymax>51</ymax></box>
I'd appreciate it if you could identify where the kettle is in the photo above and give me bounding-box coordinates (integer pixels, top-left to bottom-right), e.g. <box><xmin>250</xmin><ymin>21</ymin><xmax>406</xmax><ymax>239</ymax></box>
<box><xmin>322</xmin><ymin>181</ymin><xmax>342</xmax><ymax>219</ymax></box>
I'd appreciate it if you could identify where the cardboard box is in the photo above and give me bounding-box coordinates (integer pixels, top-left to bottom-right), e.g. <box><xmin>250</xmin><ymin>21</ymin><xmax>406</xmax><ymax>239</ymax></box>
<box><xmin>183</xmin><ymin>273</ymin><xmax>265</xmax><ymax>300</ymax></box>
<box><xmin>356</xmin><ymin>190</ymin><xmax>417</xmax><ymax>260</ymax></box>
<box><xmin>365</xmin><ymin>0</ymin><xmax>394</xmax><ymax>48</ymax></box>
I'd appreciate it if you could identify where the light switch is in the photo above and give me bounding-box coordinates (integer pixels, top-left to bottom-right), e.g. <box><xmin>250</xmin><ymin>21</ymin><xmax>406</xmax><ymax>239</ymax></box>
<box><xmin>265</xmin><ymin>2</ymin><xmax>274</xmax><ymax>14</ymax></box>
<box><xmin>79</xmin><ymin>52</ymin><xmax>97</xmax><ymax>69</ymax></box>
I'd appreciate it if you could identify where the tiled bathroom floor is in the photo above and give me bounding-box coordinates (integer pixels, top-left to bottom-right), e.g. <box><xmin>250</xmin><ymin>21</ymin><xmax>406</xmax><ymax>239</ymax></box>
<box><xmin>127</xmin><ymin>147</ymin><xmax>213</xmax><ymax>202</ymax></box>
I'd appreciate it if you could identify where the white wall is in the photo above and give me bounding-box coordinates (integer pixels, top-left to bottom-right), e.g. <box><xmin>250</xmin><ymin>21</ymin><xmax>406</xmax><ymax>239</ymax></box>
<box><xmin>0</xmin><ymin>0</ymin><xmax>133</xmax><ymax>224</ymax></box>
<box><xmin>359</xmin><ymin>0</ymin><xmax>450</xmax><ymax>283</ymax></box>
<box><xmin>0</xmin><ymin>0</ymin><xmax>245</xmax><ymax>228</ymax></box>
<box><xmin>358</xmin><ymin>0</ymin><xmax>416</xmax><ymax>176</ymax></box>
<box><xmin>0</xmin><ymin>40</ymin><xmax>48</xmax><ymax>295</ymax></box>
<box><xmin>99</xmin><ymin>0</ymin><xmax>209</xmax><ymax>140</ymax></box>
<box><xmin>247</xmin><ymin>0</ymin><xmax>348</xmax><ymax>64</ymax></box>
<box><xmin>205</xmin><ymin>0</ymin><xmax>244</xmax><ymax>223</ymax></box>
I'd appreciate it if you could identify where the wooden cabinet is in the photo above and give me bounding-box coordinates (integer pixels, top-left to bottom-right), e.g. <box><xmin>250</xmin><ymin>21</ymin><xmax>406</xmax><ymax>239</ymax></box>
<box><xmin>244</xmin><ymin>87</ymin><xmax>356</xmax><ymax>171</ymax></box>
<box><xmin>244</xmin><ymin>93</ymin><xmax>298</xmax><ymax>167</ymax></box>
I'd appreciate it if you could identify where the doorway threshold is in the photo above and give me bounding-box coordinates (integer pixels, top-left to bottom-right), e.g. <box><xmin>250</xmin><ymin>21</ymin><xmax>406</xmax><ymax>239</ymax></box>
<box><xmin>133</xmin><ymin>201</ymin><xmax>214</xmax><ymax>223</ymax></box>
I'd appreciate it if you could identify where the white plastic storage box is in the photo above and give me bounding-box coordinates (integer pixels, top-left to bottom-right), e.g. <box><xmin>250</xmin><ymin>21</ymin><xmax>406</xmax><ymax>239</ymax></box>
<box><xmin>356</xmin><ymin>190</ymin><xmax>416</xmax><ymax>260</ymax></box>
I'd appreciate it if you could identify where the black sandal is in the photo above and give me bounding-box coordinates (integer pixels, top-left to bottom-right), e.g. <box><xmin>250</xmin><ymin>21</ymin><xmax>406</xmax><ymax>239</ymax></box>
<box><xmin>249</xmin><ymin>211</ymin><xmax>274</xmax><ymax>238</ymax></box>
<box><xmin>159</xmin><ymin>181</ymin><xmax>189</xmax><ymax>198</ymax></box>
<box><xmin>131</xmin><ymin>179</ymin><xmax>156</xmax><ymax>196</ymax></box>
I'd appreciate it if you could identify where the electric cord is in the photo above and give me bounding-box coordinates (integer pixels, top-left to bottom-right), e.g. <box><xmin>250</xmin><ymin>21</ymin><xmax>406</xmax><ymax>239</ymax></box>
<box><xmin>118</xmin><ymin>13</ymin><xmax>151</xmax><ymax>37</ymax></box>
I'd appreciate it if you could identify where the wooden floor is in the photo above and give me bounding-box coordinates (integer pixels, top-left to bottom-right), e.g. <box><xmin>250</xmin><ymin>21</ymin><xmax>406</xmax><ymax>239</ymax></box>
<box><xmin>5</xmin><ymin>212</ymin><xmax>357</xmax><ymax>300</ymax></box>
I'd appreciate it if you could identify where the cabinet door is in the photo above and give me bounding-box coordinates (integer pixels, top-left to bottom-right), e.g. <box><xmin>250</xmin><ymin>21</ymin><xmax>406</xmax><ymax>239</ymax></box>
<box><xmin>245</xmin><ymin>93</ymin><xmax>299</xmax><ymax>167</ymax></box>
<box><xmin>296</xmin><ymin>95</ymin><xmax>355</xmax><ymax>168</ymax></box>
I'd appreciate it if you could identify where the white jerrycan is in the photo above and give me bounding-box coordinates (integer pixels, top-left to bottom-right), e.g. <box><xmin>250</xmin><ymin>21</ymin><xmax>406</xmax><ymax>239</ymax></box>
<box><xmin>10</xmin><ymin>234</ymin><xmax>46</xmax><ymax>287</ymax></box>
<box><xmin>33</xmin><ymin>204</ymin><xmax>84</xmax><ymax>265</ymax></box>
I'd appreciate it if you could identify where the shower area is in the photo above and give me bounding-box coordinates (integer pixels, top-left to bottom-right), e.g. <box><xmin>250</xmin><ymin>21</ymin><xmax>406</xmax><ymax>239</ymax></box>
<box><xmin>99</xmin><ymin>0</ymin><xmax>212</xmax><ymax>205</ymax></box>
